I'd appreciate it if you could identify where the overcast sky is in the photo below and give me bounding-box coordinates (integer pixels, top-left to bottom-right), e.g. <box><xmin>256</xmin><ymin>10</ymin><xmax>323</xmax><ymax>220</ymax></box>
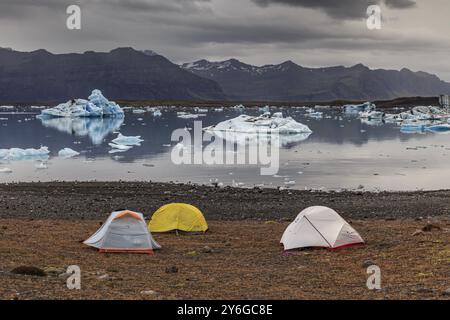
<box><xmin>1</xmin><ymin>0</ymin><xmax>450</xmax><ymax>80</ymax></box>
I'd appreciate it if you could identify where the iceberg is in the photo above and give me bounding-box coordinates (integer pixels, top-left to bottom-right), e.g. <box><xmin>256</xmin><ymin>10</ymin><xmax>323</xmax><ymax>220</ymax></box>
<box><xmin>58</xmin><ymin>148</ymin><xmax>80</xmax><ymax>158</ymax></box>
<box><xmin>204</xmin><ymin>112</ymin><xmax>312</xmax><ymax>134</ymax></box>
<box><xmin>400</xmin><ymin>122</ymin><xmax>426</xmax><ymax>133</ymax></box>
<box><xmin>39</xmin><ymin>89</ymin><xmax>124</xmax><ymax>118</ymax></box>
<box><xmin>194</xmin><ymin>107</ymin><xmax>208</xmax><ymax>113</ymax></box>
<box><xmin>112</xmin><ymin>133</ymin><xmax>143</xmax><ymax>146</ymax></box>
<box><xmin>0</xmin><ymin>147</ymin><xmax>50</xmax><ymax>161</ymax></box>
<box><xmin>344</xmin><ymin>102</ymin><xmax>375</xmax><ymax>114</ymax></box>
<box><xmin>35</xmin><ymin>162</ymin><xmax>48</xmax><ymax>170</ymax></box>
<box><xmin>177</xmin><ymin>112</ymin><xmax>201</xmax><ymax>119</ymax></box>
<box><xmin>359</xmin><ymin>110</ymin><xmax>384</xmax><ymax>120</ymax></box>
<box><xmin>207</xmin><ymin>131</ymin><xmax>311</xmax><ymax>147</ymax></box>
<box><xmin>108</xmin><ymin>143</ymin><xmax>133</xmax><ymax>153</ymax></box>
<box><xmin>425</xmin><ymin>123</ymin><xmax>450</xmax><ymax>132</ymax></box>
<box><xmin>153</xmin><ymin>110</ymin><xmax>162</xmax><ymax>117</ymax></box>
<box><xmin>0</xmin><ymin>168</ymin><xmax>12</xmax><ymax>173</ymax></box>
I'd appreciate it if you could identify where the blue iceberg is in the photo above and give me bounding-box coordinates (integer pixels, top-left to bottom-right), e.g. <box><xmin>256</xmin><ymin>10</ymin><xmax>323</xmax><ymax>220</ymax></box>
<box><xmin>39</xmin><ymin>90</ymin><xmax>124</xmax><ymax>118</ymax></box>
<box><xmin>425</xmin><ymin>124</ymin><xmax>450</xmax><ymax>132</ymax></box>
<box><xmin>344</xmin><ymin>102</ymin><xmax>375</xmax><ymax>114</ymax></box>
<box><xmin>112</xmin><ymin>133</ymin><xmax>144</xmax><ymax>146</ymax></box>
<box><xmin>0</xmin><ymin>147</ymin><xmax>50</xmax><ymax>161</ymax></box>
<box><xmin>58</xmin><ymin>148</ymin><xmax>80</xmax><ymax>158</ymax></box>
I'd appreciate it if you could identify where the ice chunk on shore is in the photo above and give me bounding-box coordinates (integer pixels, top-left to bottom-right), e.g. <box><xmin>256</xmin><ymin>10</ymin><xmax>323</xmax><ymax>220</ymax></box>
<box><xmin>0</xmin><ymin>168</ymin><xmax>12</xmax><ymax>173</ymax></box>
<box><xmin>112</xmin><ymin>133</ymin><xmax>143</xmax><ymax>146</ymax></box>
<box><xmin>0</xmin><ymin>147</ymin><xmax>50</xmax><ymax>161</ymax></box>
<box><xmin>204</xmin><ymin>112</ymin><xmax>312</xmax><ymax>134</ymax></box>
<box><xmin>58</xmin><ymin>148</ymin><xmax>80</xmax><ymax>158</ymax></box>
<box><xmin>39</xmin><ymin>90</ymin><xmax>124</xmax><ymax>118</ymax></box>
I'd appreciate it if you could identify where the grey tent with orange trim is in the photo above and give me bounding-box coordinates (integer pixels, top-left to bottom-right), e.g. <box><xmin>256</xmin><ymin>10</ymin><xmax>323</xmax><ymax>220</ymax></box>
<box><xmin>84</xmin><ymin>210</ymin><xmax>161</xmax><ymax>254</ymax></box>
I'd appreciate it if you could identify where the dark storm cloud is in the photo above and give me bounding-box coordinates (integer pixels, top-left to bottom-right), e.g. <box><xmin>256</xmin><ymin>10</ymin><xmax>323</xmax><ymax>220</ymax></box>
<box><xmin>252</xmin><ymin>0</ymin><xmax>416</xmax><ymax>19</ymax></box>
<box><xmin>0</xmin><ymin>0</ymin><xmax>210</xmax><ymax>18</ymax></box>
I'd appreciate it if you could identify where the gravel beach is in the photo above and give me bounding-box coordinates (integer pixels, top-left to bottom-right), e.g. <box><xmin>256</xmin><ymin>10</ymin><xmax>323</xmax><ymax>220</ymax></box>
<box><xmin>0</xmin><ymin>182</ymin><xmax>448</xmax><ymax>300</ymax></box>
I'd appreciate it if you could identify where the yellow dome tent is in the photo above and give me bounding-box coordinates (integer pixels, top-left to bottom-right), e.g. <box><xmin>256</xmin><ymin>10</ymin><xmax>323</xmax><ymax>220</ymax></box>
<box><xmin>148</xmin><ymin>203</ymin><xmax>208</xmax><ymax>233</ymax></box>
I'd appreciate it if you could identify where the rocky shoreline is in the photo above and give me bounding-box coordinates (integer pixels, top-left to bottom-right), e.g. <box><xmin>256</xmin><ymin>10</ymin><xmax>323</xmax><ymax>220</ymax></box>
<box><xmin>1</xmin><ymin>181</ymin><xmax>449</xmax><ymax>220</ymax></box>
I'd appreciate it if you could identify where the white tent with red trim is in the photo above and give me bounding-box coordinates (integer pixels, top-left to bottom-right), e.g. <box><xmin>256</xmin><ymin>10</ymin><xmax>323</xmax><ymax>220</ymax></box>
<box><xmin>281</xmin><ymin>206</ymin><xmax>364</xmax><ymax>250</ymax></box>
<box><xmin>84</xmin><ymin>210</ymin><xmax>161</xmax><ymax>254</ymax></box>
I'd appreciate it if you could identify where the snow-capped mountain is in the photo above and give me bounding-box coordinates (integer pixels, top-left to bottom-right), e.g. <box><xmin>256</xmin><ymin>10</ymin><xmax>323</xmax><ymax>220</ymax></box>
<box><xmin>182</xmin><ymin>58</ymin><xmax>450</xmax><ymax>101</ymax></box>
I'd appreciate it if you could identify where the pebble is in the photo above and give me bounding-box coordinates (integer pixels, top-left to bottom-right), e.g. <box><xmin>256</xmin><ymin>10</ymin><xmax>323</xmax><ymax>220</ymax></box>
<box><xmin>201</xmin><ymin>246</ymin><xmax>213</xmax><ymax>253</ymax></box>
<box><xmin>97</xmin><ymin>274</ymin><xmax>110</xmax><ymax>280</ymax></box>
<box><xmin>165</xmin><ymin>266</ymin><xmax>179</xmax><ymax>274</ymax></box>
<box><xmin>415</xmin><ymin>286</ymin><xmax>434</xmax><ymax>294</ymax></box>
<box><xmin>140</xmin><ymin>290</ymin><xmax>157</xmax><ymax>295</ymax></box>
<box><xmin>362</xmin><ymin>260</ymin><xmax>376</xmax><ymax>268</ymax></box>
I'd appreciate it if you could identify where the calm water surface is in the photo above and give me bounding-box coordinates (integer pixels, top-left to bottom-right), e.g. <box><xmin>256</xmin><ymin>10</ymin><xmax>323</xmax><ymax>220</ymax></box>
<box><xmin>1</xmin><ymin>106</ymin><xmax>450</xmax><ymax>191</ymax></box>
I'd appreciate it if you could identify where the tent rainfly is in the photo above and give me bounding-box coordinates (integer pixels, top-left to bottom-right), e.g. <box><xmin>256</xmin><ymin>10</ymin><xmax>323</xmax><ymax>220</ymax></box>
<box><xmin>84</xmin><ymin>210</ymin><xmax>161</xmax><ymax>254</ymax></box>
<box><xmin>148</xmin><ymin>203</ymin><xmax>208</xmax><ymax>233</ymax></box>
<box><xmin>281</xmin><ymin>206</ymin><xmax>364</xmax><ymax>250</ymax></box>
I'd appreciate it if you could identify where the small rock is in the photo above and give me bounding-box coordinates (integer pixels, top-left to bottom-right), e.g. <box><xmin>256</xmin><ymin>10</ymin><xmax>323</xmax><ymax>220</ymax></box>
<box><xmin>362</xmin><ymin>260</ymin><xmax>376</xmax><ymax>268</ymax></box>
<box><xmin>11</xmin><ymin>266</ymin><xmax>46</xmax><ymax>277</ymax></box>
<box><xmin>186</xmin><ymin>251</ymin><xmax>198</xmax><ymax>257</ymax></box>
<box><xmin>443</xmin><ymin>288</ymin><xmax>450</xmax><ymax>296</ymax></box>
<box><xmin>140</xmin><ymin>290</ymin><xmax>157</xmax><ymax>295</ymax></box>
<box><xmin>165</xmin><ymin>266</ymin><xmax>179</xmax><ymax>274</ymax></box>
<box><xmin>97</xmin><ymin>274</ymin><xmax>110</xmax><ymax>280</ymax></box>
<box><xmin>422</xmin><ymin>223</ymin><xmax>441</xmax><ymax>232</ymax></box>
<box><xmin>44</xmin><ymin>266</ymin><xmax>65</xmax><ymax>276</ymax></box>
<box><xmin>415</xmin><ymin>286</ymin><xmax>434</xmax><ymax>294</ymax></box>
<box><xmin>201</xmin><ymin>246</ymin><xmax>213</xmax><ymax>253</ymax></box>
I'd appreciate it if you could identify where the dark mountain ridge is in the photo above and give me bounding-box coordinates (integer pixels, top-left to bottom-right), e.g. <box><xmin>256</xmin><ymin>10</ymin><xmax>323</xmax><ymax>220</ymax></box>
<box><xmin>181</xmin><ymin>58</ymin><xmax>450</xmax><ymax>102</ymax></box>
<box><xmin>0</xmin><ymin>47</ymin><xmax>225</xmax><ymax>103</ymax></box>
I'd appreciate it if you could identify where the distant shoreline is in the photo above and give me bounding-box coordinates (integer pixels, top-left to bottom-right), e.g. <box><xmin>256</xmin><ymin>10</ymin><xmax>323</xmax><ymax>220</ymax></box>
<box><xmin>0</xmin><ymin>96</ymin><xmax>440</xmax><ymax>109</ymax></box>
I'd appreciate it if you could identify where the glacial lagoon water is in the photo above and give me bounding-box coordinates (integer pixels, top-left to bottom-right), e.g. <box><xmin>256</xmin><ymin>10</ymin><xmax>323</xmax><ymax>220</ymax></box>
<box><xmin>1</xmin><ymin>106</ymin><xmax>450</xmax><ymax>191</ymax></box>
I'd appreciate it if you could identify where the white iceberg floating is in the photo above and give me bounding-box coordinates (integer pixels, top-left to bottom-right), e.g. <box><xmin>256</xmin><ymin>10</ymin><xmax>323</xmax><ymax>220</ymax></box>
<box><xmin>112</xmin><ymin>133</ymin><xmax>143</xmax><ymax>146</ymax></box>
<box><xmin>58</xmin><ymin>148</ymin><xmax>80</xmax><ymax>158</ymax></box>
<box><xmin>153</xmin><ymin>110</ymin><xmax>162</xmax><ymax>117</ymax></box>
<box><xmin>35</xmin><ymin>162</ymin><xmax>48</xmax><ymax>170</ymax></box>
<box><xmin>0</xmin><ymin>147</ymin><xmax>50</xmax><ymax>161</ymax></box>
<box><xmin>177</xmin><ymin>112</ymin><xmax>201</xmax><ymax>119</ymax></box>
<box><xmin>108</xmin><ymin>143</ymin><xmax>133</xmax><ymax>153</ymax></box>
<box><xmin>359</xmin><ymin>110</ymin><xmax>384</xmax><ymax>120</ymax></box>
<box><xmin>305</xmin><ymin>111</ymin><xmax>323</xmax><ymax>119</ymax></box>
<box><xmin>39</xmin><ymin>89</ymin><xmax>124</xmax><ymax>118</ymax></box>
<box><xmin>0</xmin><ymin>168</ymin><xmax>12</xmax><ymax>173</ymax></box>
<box><xmin>344</xmin><ymin>102</ymin><xmax>375</xmax><ymax>114</ymax></box>
<box><xmin>194</xmin><ymin>107</ymin><xmax>208</xmax><ymax>113</ymax></box>
<box><xmin>204</xmin><ymin>112</ymin><xmax>312</xmax><ymax>134</ymax></box>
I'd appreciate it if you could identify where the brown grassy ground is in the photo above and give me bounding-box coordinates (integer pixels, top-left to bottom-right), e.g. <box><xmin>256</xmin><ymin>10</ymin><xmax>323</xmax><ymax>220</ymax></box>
<box><xmin>0</xmin><ymin>218</ymin><xmax>448</xmax><ymax>300</ymax></box>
